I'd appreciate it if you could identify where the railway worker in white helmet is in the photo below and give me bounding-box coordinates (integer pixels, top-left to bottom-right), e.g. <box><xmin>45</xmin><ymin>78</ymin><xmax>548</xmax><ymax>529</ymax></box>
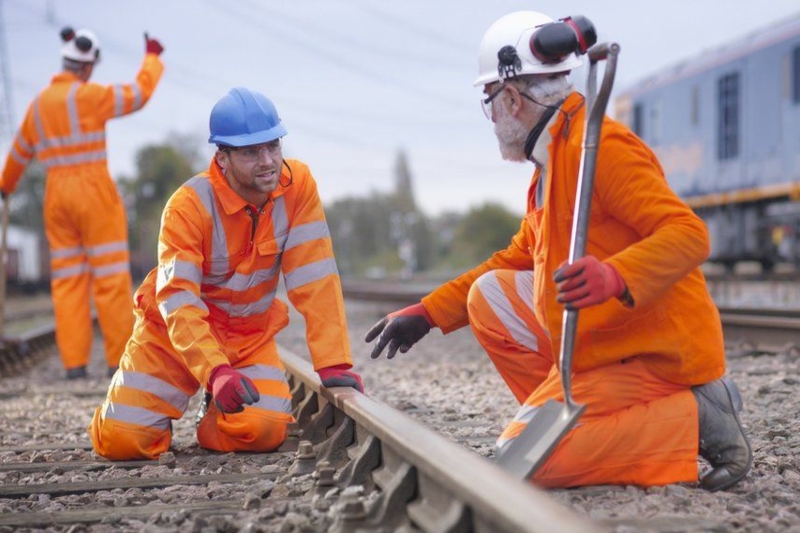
<box><xmin>90</xmin><ymin>88</ymin><xmax>363</xmax><ymax>460</ymax></box>
<box><xmin>367</xmin><ymin>11</ymin><xmax>752</xmax><ymax>492</ymax></box>
<box><xmin>0</xmin><ymin>27</ymin><xmax>165</xmax><ymax>380</ymax></box>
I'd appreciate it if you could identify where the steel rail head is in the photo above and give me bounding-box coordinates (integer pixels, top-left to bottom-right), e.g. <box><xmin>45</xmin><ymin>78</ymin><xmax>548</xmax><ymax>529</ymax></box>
<box><xmin>279</xmin><ymin>345</ymin><xmax>600</xmax><ymax>533</ymax></box>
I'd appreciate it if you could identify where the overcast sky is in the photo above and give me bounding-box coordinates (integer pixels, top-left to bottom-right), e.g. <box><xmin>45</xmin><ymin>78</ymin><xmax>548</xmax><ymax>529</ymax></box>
<box><xmin>3</xmin><ymin>0</ymin><xmax>800</xmax><ymax>216</ymax></box>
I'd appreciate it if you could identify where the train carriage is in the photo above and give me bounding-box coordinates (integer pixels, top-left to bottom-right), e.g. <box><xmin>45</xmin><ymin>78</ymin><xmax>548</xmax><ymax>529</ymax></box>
<box><xmin>614</xmin><ymin>13</ymin><xmax>800</xmax><ymax>271</ymax></box>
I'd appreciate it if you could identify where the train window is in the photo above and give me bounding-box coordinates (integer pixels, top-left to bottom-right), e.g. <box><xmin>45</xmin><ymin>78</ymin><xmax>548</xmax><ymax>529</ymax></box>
<box><xmin>717</xmin><ymin>72</ymin><xmax>740</xmax><ymax>160</ymax></box>
<box><xmin>793</xmin><ymin>46</ymin><xmax>800</xmax><ymax>104</ymax></box>
<box><xmin>651</xmin><ymin>100</ymin><xmax>663</xmax><ymax>145</ymax></box>
<box><xmin>632</xmin><ymin>103</ymin><xmax>644</xmax><ymax>137</ymax></box>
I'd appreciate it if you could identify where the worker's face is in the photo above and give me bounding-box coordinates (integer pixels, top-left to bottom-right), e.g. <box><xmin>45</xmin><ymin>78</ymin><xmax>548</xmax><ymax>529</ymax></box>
<box><xmin>491</xmin><ymin>86</ymin><xmax>530</xmax><ymax>162</ymax></box>
<box><xmin>216</xmin><ymin>139</ymin><xmax>283</xmax><ymax>205</ymax></box>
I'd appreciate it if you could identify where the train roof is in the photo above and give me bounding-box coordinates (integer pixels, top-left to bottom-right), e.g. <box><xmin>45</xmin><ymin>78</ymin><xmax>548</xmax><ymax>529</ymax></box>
<box><xmin>619</xmin><ymin>12</ymin><xmax>800</xmax><ymax>98</ymax></box>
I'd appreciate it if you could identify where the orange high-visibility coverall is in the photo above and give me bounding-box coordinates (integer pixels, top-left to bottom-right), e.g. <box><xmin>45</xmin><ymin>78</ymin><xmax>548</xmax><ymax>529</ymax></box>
<box><xmin>0</xmin><ymin>54</ymin><xmax>164</xmax><ymax>372</ymax></box>
<box><xmin>421</xmin><ymin>92</ymin><xmax>725</xmax><ymax>488</ymax></box>
<box><xmin>89</xmin><ymin>158</ymin><xmax>353</xmax><ymax>460</ymax></box>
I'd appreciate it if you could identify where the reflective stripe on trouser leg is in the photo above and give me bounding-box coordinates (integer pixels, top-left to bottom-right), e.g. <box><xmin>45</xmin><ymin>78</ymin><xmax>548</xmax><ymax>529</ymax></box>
<box><xmin>467</xmin><ymin>269</ymin><xmax>552</xmax><ymax>403</ymax></box>
<box><xmin>497</xmin><ymin>358</ymin><xmax>698</xmax><ymax>488</ymax></box>
<box><xmin>89</xmin><ymin>313</ymin><xmax>198</xmax><ymax>460</ymax></box>
<box><xmin>197</xmin><ymin>340</ymin><xmax>294</xmax><ymax>453</ymax></box>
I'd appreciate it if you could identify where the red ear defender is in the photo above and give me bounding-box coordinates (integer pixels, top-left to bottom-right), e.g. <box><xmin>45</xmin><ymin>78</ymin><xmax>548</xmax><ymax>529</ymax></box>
<box><xmin>529</xmin><ymin>15</ymin><xmax>597</xmax><ymax>64</ymax></box>
<box><xmin>60</xmin><ymin>26</ymin><xmax>75</xmax><ymax>43</ymax></box>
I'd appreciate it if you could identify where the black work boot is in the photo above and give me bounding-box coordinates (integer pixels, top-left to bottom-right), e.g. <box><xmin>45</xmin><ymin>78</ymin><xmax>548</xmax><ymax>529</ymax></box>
<box><xmin>692</xmin><ymin>376</ymin><xmax>752</xmax><ymax>492</ymax></box>
<box><xmin>66</xmin><ymin>366</ymin><xmax>88</xmax><ymax>380</ymax></box>
<box><xmin>195</xmin><ymin>392</ymin><xmax>213</xmax><ymax>427</ymax></box>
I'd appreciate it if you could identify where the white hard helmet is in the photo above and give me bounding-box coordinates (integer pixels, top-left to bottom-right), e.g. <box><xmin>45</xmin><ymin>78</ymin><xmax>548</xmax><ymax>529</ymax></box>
<box><xmin>60</xmin><ymin>27</ymin><xmax>101</xmax><ymax>64</ymax></box>
<box><xmin>474</xmin><ymin>11</ymin><xmax>582</xmax><ymax>87</ymax></box>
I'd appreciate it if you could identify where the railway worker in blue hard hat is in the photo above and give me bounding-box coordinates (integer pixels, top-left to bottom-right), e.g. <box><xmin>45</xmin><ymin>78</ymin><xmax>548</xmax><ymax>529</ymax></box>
<box><xmin>0</xmin><ymin>27</ymin><xmax>164</xmax><ymax>380</ymax></box>
<box><xmin>89</xmin><ymin>87</ymin><xmax>363</xmax><ymax>460</ymax></box>
<box><xmin>367</xmin><ymin>11</ymin><xmax>752</xmax><ymax>492</ymax></box>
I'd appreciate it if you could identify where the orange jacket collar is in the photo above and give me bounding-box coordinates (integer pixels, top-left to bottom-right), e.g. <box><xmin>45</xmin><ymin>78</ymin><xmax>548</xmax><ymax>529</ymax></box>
<box><xmin>208</xmin><ymin>158</ymin><xmax>291</xmax><ymax>215</ymax></box>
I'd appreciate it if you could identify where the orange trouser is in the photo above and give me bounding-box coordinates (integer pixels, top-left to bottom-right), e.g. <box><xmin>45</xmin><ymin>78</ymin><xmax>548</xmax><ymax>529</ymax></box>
<box><xmin>43</xmin><ymin>170</ymin><xmax>134</xmax><ymax>371</ymax></box>
<box><xmin>88</xmin><ymin>310</ymin><xmax>294</xmax><ymax>460</ymax></box>
<box><xmin>467</xmin><ymin>269</ymin><xmax>699</xmax><ymax>488</ymax></box>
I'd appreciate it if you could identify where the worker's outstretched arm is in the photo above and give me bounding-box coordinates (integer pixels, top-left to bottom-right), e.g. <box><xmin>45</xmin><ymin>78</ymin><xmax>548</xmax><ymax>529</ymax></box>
<box><xmin>365</xmin><ymin>302</ymin><xmax>435</xmax><ymax>359</ymax></box>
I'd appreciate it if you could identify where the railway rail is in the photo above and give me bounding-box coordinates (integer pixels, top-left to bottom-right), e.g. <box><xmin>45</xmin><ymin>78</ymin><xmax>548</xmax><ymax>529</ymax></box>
<box><xmin>0</xmin><ymin>303</ymin><xmax>595</xmax><ymax>532</ymax></box>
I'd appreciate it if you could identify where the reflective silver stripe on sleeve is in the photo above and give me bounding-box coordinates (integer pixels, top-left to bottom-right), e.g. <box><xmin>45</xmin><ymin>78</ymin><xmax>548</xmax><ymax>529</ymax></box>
<box><xmin>206</xmin><ymin>288</ymin><xmax>276</xmax><ymax>318</ymax></box>
<box><xmin>86</xmin><ymin>241</ymin><xmax>128</xmax><ymax>257</ymax></box>
<box><xmin>284</xmin><ymin>258</ymin><xmax>339</xmax><ymax>291</ymax></box>
<box><xmin>113</xmin><ymin>84</ymin><xmax>125</xmax><ymax>116</ymax></box>
<box><xmin>50</xmin><ymin>246</ymin><xmax>85</xmax><ymax>259</ymax></box>
<box><xmin>102</xmin><ymin>403</ymin><xmax>171</xmax><ymax>431</ymax></box>
<box><xmin>158</xmin><ymin>290</ymin><xmax>209</xmax><ymax>319</ymax></box>
<box><xmin>15</xmin><ymin>132</ymin><xmax>32</xmax><ymax>154</ymax></box>
<box><xmin>131</xmin><ymin>84</ymin><xmax>143</xmax><ymax>111</ymax></box>
<box><xmin>172</xmin><ymin>260</ymin><xmax>203</xmax><ymax>284</ymax></box>
<box><xmin>284</xmin><ymin>221</ymin><xmax>330</xmax><ymax>251</ymax></box>
<box><xmin>186</xmin><ymin>176</ymin><xmax>229</xmax><ymax>276</ymax></box>
<box><xmin>92</xmin><ymin>261</ymin><xmax>130</xmax><ymax>278</ymax></box>
<box><xmin>51</xmin><ymin>263</ymin><xmax>90</xmax><ymax>279</ymax></box>
<box><xmin>10</xmin><ymin>145</ymin><xmax>32</xmax><ymax>166</ymax></box>
<box><xmin>114</xmin><ymin>370</ymin><xmax>191</xmax><ymax>412</ymax></box>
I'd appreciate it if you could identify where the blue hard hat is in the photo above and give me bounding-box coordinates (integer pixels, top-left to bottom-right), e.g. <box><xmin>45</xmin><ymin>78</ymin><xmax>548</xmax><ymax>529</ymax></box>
<box><xmin>208</xmin><ymin>87</ymin><xmax>287</xmax><ymax>147</ymax></box>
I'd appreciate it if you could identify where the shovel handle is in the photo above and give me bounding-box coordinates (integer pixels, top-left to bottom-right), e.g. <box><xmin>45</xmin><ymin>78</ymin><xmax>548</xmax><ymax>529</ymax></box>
<box><xmin>559</xmin><ymin>42</ymin><xmax>621</xmax><ymax>407</ymax></box>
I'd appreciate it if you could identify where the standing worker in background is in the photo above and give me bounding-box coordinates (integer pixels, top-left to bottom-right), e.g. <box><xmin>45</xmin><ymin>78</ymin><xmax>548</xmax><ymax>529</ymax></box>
<box><xmin>367</xmin><ymin>11</ymin><xmax>752</xmax><ymax>492</ymax></box>
<box><xmin>90</xmin><ymin>87</ymin><xmax>363</xmax><ymax>460</ymax></box>
<box><xmin>0</xmin><ymin>27</ymin><xmax>165</xmax><ymax>379</ymax></box>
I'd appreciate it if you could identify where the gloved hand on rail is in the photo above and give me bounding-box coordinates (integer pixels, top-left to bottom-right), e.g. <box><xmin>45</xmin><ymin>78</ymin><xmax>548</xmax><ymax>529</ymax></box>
<box><xmin>554</xmin><ymin>255</ymin><xmax>627</xmax><ymax>310</ymax></box>
<box><xmin>144</xmin><ymin>32</ymin><xmax>164</xmax><ymax>56</ymax></box>
<box><xmin>208</xmin><ymin>365</ymin><xmax>259</xmax><ymax>413</ymax></box>
<box><xmin>318</xmin><ymin>364</ymin><xmax>365</xmax><ymax>393</ymax></box>
<box><xmin>365</xmin><ymin>302</ymin><xmax>435</xmax><ymax>359</ymax></box>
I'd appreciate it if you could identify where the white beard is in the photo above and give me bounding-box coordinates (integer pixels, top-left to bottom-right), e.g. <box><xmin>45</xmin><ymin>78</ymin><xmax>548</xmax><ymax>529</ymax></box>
<box><xmin>493</xmin><ymin>104</ymin><xmax>530</xmax><ymax>162</ymax></box>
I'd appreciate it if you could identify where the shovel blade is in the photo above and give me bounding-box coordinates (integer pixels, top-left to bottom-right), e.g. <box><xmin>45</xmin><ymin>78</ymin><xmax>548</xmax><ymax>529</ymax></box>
<box><xmin>495</xmin><ymin>399</ymin><xmax>586</xmax><ymax>480</ymax></box>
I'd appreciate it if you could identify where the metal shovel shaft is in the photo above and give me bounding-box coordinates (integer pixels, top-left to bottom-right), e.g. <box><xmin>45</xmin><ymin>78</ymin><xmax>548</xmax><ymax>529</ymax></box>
<box><xmin>560</xmin><ymin>42</ymin><xmax>620</xmax><ymax>407</ymax></box>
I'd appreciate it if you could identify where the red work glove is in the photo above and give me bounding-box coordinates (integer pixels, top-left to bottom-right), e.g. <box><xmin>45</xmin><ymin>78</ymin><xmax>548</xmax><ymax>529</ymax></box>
<box><xmin>318</xmin><ymin>364</ymin><xmax>365</xmax><ymax>393</ymax></box>
<box><xmin>144</xmin><ymin>32</ymin><xmax>164</xmax><ymax>56</ymax></box>
<box><xmin>208</xmin><ymin>365</ymin><xmax>259</xmax><ymax>414</ymax></box>
<box><xmin>554</xmin><ymin>256</ymin><xmax>626</xmax><ymax>310</ymax></box>
<box><xmin>365</xmin><ymin>302</ymin><xmax>434</xmax><ymax>359</ymax></box>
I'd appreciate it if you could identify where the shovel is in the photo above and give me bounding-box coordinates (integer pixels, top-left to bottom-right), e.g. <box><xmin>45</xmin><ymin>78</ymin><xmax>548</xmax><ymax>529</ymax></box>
<box><xmin>495</xmin><ymin>42</ymin><xmax>621</xmax><ymax>479</ymax></box>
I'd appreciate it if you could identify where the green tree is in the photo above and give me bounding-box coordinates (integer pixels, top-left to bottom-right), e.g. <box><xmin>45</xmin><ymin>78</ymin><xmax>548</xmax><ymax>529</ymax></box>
<box><xmin>445</xmin><ymin>202</ymin><xmax>521</xmax><ymax>268</ymax></box>
<box><xmin>120</xmin><ymin>133</ymin><xmax>204</xmax><ymax>279</ymax></box>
